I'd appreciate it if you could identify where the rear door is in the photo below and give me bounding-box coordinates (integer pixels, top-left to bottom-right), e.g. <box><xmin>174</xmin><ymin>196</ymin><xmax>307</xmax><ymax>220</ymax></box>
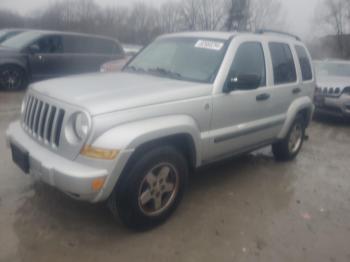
<box><xmin>267</xmin><ymin>42</ymin><xmax>300</xmax><ymax>117</ymax></box>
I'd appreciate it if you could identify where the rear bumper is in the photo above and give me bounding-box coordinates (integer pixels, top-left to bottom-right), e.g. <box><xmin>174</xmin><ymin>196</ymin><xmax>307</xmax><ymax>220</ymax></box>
<box><xmin>6</xmin><ymin>121</ymin><xmax>111</xmax><ymax>202</ymax></box>
<box><xmin>315</xmin><ymin>95</ymin><xmax>350</xmax><ymax>117</ymax></box>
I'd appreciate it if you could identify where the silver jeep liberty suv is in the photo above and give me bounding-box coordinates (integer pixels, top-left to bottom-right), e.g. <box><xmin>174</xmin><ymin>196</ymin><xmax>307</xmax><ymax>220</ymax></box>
<box><xmin>7</xmin><ymin>31</ymin><xmax>315</xmax><ymax>229</ymax></box>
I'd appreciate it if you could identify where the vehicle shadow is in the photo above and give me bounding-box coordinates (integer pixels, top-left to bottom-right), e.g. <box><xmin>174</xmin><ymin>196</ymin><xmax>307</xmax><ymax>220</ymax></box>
<box><xmin>313</xmin><ymin>113</ymin><xmax>350</xmax><ymax>127</ymax></box>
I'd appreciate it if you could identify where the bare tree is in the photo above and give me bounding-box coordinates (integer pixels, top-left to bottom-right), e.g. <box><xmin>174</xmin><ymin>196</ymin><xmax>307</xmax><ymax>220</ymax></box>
<box><xmin>196</xmin><ymin>0</ymin><xmax>226</xmax><ymax>30</ymax></box>
<box><xmin>225</xmin><ymin>0</ymin><xmax>251</xmax><ymax>31</ymax></box>
<box><xmin>97</xmin><ymin>6</ymin><xmax>129</xmax><ymax>39</ymax></box>
<box><xmin>0</xmin><ymin>9</ymin><xmax>24</xmax><ymax>29</ymax></box>
<box><xmin>316</xmin><ymin>0</ymin><xmax>349</xmax><ymax>55</ymax></box>
<box><xmin>249</xmin><ymin>0</ymin><xmax>285</xmax><ymax>31</ymax></box>
<box><xmin>180</xmin><ymin>0</ymin><xmax>201</xmax><ymax>30</ymax></box>
<box><xmin>159</xmin><ymin>2</ymin><xmax>183</xmax><ymax>33</ymax></box>
<box><xmin>127</xmin><ymin>3</ymin><xmax>161</xmax><ymax>44</ymax></box>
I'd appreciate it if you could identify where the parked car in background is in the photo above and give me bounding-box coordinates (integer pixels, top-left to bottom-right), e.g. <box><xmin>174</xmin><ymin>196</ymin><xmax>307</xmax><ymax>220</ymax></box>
<box><xmin>7</xmin><ymin>31</ymin><xmax>315</xmax><ymax>229</ymax></box>
<box><xmin>100</xmin><ymin>57</ymin><xmax>131</xmax><ymax>73</ymax></box>
<box><xmin>314</xmin><ymin>60</ymin><xmax>350</xmax><ymax>118</ymax></box>
<box><xmin>100</xmin><ymin>44</ymin><xmax>142</xmax><ymax>73</ymax></box>
<box><xmin>0</xmin><ymin>30</ymin><xmax>125</xmax><ymax>90</ymax></box>
<box><xmin>0</xmin><ymin>28</ymin><xmax>26</xmax><ymax>43</ymax></box>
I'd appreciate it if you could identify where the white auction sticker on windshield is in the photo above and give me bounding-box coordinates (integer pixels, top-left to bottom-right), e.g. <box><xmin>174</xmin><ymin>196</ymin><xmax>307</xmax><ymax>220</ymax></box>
<box><xmin>195</xmin><ymin>40</ymin><xmax>224</xmax><ymax>51</ymax></box>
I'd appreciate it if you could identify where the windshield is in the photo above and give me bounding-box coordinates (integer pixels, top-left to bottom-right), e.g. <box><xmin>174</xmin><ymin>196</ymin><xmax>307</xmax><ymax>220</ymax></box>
<box><xmin>124</xmin><ymin>37</ymin><xmax>228</xmax><ymax>83</ymax></box>
<box><xmin>315</xmin><ymin>61</ymin><xmax>350</xmax><ymax>78</ymax></box>
<box><xmin>0</xmin><ymin>30</ymin><xmax>22</xmax><ymax>43</ymax></box>
<box><xmin>1</xmin><ymin>31</ymin><xmax>42</xmax><ymax>49</ymax></box>
<box><xmin>0</xmin><ymin>30</ymin><xmax>9</xmax><ymax>41</ymax></box>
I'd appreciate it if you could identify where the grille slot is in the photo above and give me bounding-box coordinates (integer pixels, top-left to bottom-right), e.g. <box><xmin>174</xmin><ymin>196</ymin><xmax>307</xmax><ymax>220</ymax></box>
<box><xmin>23</xmin><ymin>96</ymin><xmax>65</xmax><ymax>148</ymax></box>
<box><xmin>320</xmin><ymin>87</ymin><xmax>342</xmax><ymax>97</ymax></box>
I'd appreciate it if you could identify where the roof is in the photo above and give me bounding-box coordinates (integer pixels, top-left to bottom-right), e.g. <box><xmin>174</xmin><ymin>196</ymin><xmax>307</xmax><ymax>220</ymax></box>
<box><xmin>2</xmin><ymin>28</ymin><xmax>120</xmax><ymax>42</ymax></box>
<box><xmin>160</xmin><ymin>30</ymin><xmax>303</xmax><ymax>43</ymax></box>
<box><xmin>162</xmin><ymin>31</ymin><xmax>236</xmax><ymax>40</ymax></box>
<box><xmin>314</xmin><ymin>59</ymin><xmax>350</xmax><ymax>64</ymax></box>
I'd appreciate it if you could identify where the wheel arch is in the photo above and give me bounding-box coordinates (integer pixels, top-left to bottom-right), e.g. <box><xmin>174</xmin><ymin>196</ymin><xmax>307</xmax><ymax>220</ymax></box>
<box><xmin>0</xmin><ymin>61</ymin><xmax>28</xmax><ymax>75</ymax></box>
<box><xmin>278</xmin><ymin>96</ymin><xmax>314</xmax><ymax>139</ymax></box>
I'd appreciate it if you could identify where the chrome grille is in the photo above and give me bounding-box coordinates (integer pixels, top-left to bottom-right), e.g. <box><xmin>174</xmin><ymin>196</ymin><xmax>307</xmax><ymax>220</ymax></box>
<box><xmin>320</xmin><ymin>87</ymin><xmax>342</xmax><ymax>97</ymax></box>
<box><xmin>23</xmin><ymin>95</ymin><xmax>65</xmax><ymax>148</ymax></box>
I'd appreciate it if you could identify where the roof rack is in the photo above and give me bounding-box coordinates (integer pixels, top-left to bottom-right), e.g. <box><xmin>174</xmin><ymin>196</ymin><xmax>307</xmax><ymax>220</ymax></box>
<box><xmin>256</xmin><ymin>29</ymin><xmax>301</xmax><ymax>41</ymax></box>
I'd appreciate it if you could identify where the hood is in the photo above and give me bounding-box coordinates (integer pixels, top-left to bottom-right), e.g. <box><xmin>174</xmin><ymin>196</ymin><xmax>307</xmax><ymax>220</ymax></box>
<box><xmin>31</xmin><ymin>72</ymin><xmax>212</xmax><ymax>115</ymax></box>
<box><xmin>316</xmin><ymin>75</ymin><xmax>350</xmax><ymax>91</ymax></box>
<box><xmin>0</xmin><ymin>46</ymin><xmax>19</xmax><ymax>56</ymax></box>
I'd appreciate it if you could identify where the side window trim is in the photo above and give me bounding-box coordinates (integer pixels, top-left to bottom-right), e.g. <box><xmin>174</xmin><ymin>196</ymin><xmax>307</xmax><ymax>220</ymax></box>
<box><xmin>295</xmin><ymin>45</ymin><xmax>313</xmax><ymax>82</ymax></box>
<box><xmin>268</xmin><ymin>41</ymin><xmax>298</xmax><ymax>86</ymax></box>
<box><xmin>226</xmin><ymin>40</ymin><xmax>267</xmax><ymax>90</ymax></box>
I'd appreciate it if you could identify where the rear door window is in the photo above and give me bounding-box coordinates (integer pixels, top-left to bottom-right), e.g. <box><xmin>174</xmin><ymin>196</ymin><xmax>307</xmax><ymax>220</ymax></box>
<box><xmin>295</xmin><ymin>45</ymin><xmax>313</xmax><ymax>81</ymax></box>
<box><xmin>63</xmin><ymin>35</ymin><xmax>82</xmax><ymax>53</ymax></box>
<box><xmin>83</xmin><ymin>38</ymin><xmax>114</xmax><ymax>54</ymax></box>
<box><xmin>269</xmin><ymin>42</ymin><xmax>297</xmax><ymax>85</ymax></box>
<box><xmin>63</xmin><ymin>36</ymin><xmax>114</xmax><ymax>55</ymax></box>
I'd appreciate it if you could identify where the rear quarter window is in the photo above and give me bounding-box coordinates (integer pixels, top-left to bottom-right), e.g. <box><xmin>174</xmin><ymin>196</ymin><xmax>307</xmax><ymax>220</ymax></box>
<box><xmin>295</xmin><ymin>45</ymin><xmax>313</xmax><ymax>81</ymax></box>
<box><xmin>269</xmin><ymin>42</ymin><xmax>297</xmax><ymax>85</ymax></box>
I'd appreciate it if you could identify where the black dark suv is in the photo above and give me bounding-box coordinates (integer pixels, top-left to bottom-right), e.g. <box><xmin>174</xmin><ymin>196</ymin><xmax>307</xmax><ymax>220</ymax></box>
<box><xmin>0</xmin><ymin>30</ymin><xmax>125</xmax><ymax>90</ymax></box>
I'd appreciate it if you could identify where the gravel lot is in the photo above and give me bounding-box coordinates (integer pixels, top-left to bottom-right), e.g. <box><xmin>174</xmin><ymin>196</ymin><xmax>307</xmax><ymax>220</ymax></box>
<box><xmin>1</xmin><ymin>91</ymin><xmax>350</xmax><ymax>262</ymax></box>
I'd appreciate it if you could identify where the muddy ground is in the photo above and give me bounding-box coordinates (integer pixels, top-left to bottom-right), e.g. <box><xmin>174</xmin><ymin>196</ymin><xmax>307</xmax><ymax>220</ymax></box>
<box><xmin>1</xmin><ymin>91</ymin><xmax>350</xmax><ymax>262</ymax></box>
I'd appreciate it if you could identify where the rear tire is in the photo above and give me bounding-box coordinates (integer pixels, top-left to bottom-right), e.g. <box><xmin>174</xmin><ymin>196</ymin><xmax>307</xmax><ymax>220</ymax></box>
<box><xmin>272</xmin><ymin>115</ymin><xmax>305</xmax><ymax>161</ymax></box>
<box><xmin>0</xmin><ymin>65</ymin><xmax>27</xmax><ymax>91</ymax></box>
<box><xmin>108</xmin><ymin>145</ymin><xmax>188</xmax><ymax>230</ymax></box>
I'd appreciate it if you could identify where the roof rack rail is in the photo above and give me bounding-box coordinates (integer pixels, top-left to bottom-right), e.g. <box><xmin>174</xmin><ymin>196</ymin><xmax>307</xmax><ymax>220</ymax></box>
<box><xmin>256</xmin><ymin>29</ymin><xmax>301</xmax><ymax>41</ymax></box>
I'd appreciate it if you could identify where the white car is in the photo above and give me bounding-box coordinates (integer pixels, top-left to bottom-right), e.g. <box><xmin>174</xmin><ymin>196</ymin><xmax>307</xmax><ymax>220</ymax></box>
<box><xmin>314</xmin><ymin>60</ymin><xmax>350</xmax><ymax>118</ymax></box>
<box><xmin>7</xmin><ymin>31</ymin><xmax>315</xmax><ymax>229</ymax></box>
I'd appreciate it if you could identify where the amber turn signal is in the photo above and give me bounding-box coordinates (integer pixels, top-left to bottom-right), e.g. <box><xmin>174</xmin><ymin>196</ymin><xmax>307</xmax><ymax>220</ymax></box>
<box><xmin>80</xmin><ymin>145</ymin><xmax>119</xmax><ymax>160</ymax></box>
<box><xmin>91</xmin><ymin>177</ymin><xmax>106</xmax><ymax>192</ymax></box>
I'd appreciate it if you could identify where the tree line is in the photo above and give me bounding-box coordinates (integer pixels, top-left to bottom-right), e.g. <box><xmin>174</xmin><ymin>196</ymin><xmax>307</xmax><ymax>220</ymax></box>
<box><xmin>313</xmin><ymin>0</ymin><xmax>350</xmax><ymax>58</ymax></box>
<box><xmin>0</xmin><ymin>0</ymin><xmax>284</xmax><ymax>45</ymax></box>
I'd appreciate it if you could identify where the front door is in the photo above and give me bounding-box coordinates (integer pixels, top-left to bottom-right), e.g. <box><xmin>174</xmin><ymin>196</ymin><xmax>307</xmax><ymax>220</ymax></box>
<box><xmin>208</xmin><ymin>41</ymin><xmax>283</xmax><ymax>160</ymax></box>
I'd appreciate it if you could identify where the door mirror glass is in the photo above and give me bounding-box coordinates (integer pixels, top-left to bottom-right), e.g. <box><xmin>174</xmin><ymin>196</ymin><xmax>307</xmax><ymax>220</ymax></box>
<box><xmin>226</xmin><ymin>72</ymin><xmax>261</xmax><ymax>92</ymax></box>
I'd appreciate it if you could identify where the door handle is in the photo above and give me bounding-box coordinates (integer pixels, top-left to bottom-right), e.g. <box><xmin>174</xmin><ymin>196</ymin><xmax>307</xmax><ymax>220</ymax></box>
<box><xmin>256</xmin><ymin>93</ymin><xmax>270</xmax><ymax>101</ymax></box>
<box><xmin>292</xmin><ymin>88</ymin><xmax>301</xmax><ymax>94</ymax></box>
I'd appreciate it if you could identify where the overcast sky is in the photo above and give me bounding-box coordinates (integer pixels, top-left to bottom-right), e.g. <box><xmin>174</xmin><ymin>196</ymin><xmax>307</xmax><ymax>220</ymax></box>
<box><xmin>0</xmin><ymin>0</ymin><xmax>321</xmax><ymax>39</ymax></box>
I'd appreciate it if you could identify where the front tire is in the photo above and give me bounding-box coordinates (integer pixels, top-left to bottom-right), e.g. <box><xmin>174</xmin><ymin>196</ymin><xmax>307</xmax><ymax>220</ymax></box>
<box><xmin>0</xmin><ymin>65</ymin><xmax>27</xmax><ymax>91</ymax></box>
<box><xmin>108</xmin><ymin>145</ymin><xmax>188</xmax><ymax>230</ymax></box>
<box><xmin>272</xmin><ymin>115</ymin><xmax>305</xmax><ymax>161</ymax></box>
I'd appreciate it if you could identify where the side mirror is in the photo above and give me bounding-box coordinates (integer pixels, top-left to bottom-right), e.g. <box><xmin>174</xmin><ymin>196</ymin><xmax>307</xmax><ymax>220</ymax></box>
<box><xmin>28</xmin><ymin>44</ymin><xmax>40</xmax><ymax>54</ymax></box>
<box><xmin>224</xmin><ymin>72</ymin><xmax>261</xmax><ymax>93</ymax></box>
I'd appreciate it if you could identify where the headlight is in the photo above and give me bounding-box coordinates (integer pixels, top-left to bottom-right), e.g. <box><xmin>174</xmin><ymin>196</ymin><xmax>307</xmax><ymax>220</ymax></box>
<box><xmin>74</xmin><ymin>112</ymin><xmax>90</xmax><ymax>140</ymax></box>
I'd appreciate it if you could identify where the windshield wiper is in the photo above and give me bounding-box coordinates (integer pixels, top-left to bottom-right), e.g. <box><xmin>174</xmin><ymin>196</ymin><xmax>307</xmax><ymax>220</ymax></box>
<box><xmin>147</xmin><ymin>67</ymin><xmax>183</xmax><ymax>80</ymax></box>
<box><xmin>125</xmin><ymin>65</ymin><xmax>146</xmax><ymax>73</ymax></box>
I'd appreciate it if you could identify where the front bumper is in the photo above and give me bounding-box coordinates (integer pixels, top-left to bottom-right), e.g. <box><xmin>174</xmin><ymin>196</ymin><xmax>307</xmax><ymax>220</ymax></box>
<box><xmin>315</xmin><ymin>95</ymin><xmax>350</xmax><ymax>117</ymax></box>
<box><xmin>6</xmin><ymin>121</ymin><xmax>111</xmax><ymax>202</ymax></box>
